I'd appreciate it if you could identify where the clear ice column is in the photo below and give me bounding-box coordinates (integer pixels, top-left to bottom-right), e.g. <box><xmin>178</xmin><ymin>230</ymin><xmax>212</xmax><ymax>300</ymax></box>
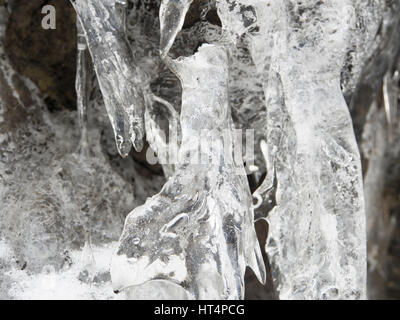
<box><xmin>218</xmin><ymin>0</ymin><xmax>367</xmax><ymax>299</ymax></box>
<box><xmin>71</xmin><ymin>0</ymin><xmax>146</xmax><ymax>156</ymax></box>
<box><xmin>257</xmin><ymin>1</ymin><xmax>366</xmax><ymax>300</ymax></box>
<box><xmin>111</xmin><ymin>44</ymin><xmax>265</xmax><ymax>299</ymax></box>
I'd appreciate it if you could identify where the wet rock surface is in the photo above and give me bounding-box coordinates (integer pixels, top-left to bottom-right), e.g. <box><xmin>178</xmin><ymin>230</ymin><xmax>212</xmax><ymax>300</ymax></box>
<box><xmin>4</xmin><ymin>0</ymin><xmax>77</xmax><ymax>111</ymax></box>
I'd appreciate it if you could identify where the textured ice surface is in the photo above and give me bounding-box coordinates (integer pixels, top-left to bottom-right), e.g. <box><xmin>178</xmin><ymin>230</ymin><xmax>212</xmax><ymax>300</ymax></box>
<box><xmin>0</xmin><ymin>50</ymin><xmax>137</xmax><ymax>270</ymax></box>
<box><xmin>3</xmin><ymin>240</ymin><xmax>121</xmax><ymax>300</ymax></box>
<box><xmin>111</xmin><ymin>44</ymin><xmax>265</xmax><ymax>299</ymax></box>
<box><xmin>2</xmin><ymin>0</ymin><xmax>398</xmax><ymax>300</ymax></box>
<box><xmin>159</xmin><ymin>0</ymin><xmax>193</xmax><ymax>58</ymax></box>
<box><xmin>0</xmin><ymin>2</ymin><xmax>164</xmax><ymax>297</ymax></box>
<box><xmin>217</xmin><ymin>0</ymin><xmax>368</xmax><ymax>299</ymax></box>
<box><xmin>72</xmin><ymin>0</ymin><xmax>146</xmax><ymax>156</ymax></box>
<box><xmin>72</xmin><ymin>0</ymin><xmax>183</xmax><ymax>177</ymax></box>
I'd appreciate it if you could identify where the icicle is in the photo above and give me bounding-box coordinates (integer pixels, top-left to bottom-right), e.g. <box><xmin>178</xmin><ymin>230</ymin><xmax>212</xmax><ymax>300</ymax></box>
<box><xmin>75</xmin><ymin>20</ymin><xmax>93</xmax><ymax>157</ymax></box>
<box><xmin>159</xmin><ymin>0</ymin><xmax>193</xmax><ymax>58</ymax></box>
<box><xmin>383</xmin><ymin>71</ymin><xmax>399</xmax><ymax>143</ymax></box>
<box><xmin>111</xmin><ymin>44</ymin><xmax>265</xmax><ymax>299</ymax></box>
<box><xmin>71</xmin><ymin>0</ymin><xmax>146</xmax><ymax>157</ymax></box>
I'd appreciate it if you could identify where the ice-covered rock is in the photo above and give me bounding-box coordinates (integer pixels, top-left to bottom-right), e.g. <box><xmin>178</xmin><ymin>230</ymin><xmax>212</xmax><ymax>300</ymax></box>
<box><xmin>0</xmin><ymin>0</ymin><xmax>163</xmax><ymax>285</ymax></box>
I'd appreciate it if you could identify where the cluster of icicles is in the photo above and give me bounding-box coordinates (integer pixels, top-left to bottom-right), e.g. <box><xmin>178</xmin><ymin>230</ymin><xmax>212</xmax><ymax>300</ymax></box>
<box><xmin>70</xmin><ymin>0</ymin><xmax>384</xmax><ymax>299</ymax></box>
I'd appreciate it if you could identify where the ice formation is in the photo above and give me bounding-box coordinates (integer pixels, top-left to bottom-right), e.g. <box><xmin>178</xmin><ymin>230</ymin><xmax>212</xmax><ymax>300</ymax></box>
<box><xmin>111</xmin><ymin>44</ymin><xmax>265</xmax><ymax>299</ymax></box>
<box><xmin>0</xmin><ymin>1</ymin><xmax>164</xmax><ymax>298</ymax></box>
<box><xmin>1</xmin><ymin>0</ymin><xmax>400</xmax><ymax>300</ymax></box>
<box><xmin>68</xmin><ymin>0</ymin><xmax>384</xmax><ymax>299</ymax></box>
<box><xmin>216</xmin><ymin>0</ymin><xmax>368</xmax><ymax>299</ymax></box>
<box><xmin>71</xmin><ymin>0</ymin><xmax>146</xmax><ymax>156</ymax></box>
<box><xmin>72</xmin><ymin>0</ymin><xmax>181</xmax><ymax>177</ymax></box>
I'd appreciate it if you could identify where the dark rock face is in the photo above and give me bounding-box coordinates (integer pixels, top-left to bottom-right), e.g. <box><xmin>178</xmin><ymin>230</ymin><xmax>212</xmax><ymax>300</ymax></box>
<box><xmin>0</xmin><ymin>70</ymin><xmax>32</xmax><ymax>134</ymax></box>
<box><xmin>4</xmin><ymin>0</ymin><xmax>76</xmax><ymax>111</ymax></box>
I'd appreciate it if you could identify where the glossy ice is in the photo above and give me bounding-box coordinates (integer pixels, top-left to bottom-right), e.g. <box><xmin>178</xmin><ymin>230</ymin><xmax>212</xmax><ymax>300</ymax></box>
<box><xmin>71</xmin><ymin>0</ymin><xmax>146</xmax><ymax>156</ymax></box>
<box><xmin>111</xmin><ymin>44</ymin><xmax>265</xmax><ymax>299</ymax></box>
<box><xmin>217</xmin><ymin>0</ymin><xmax>368</xmax><ymax>299</ymax></box>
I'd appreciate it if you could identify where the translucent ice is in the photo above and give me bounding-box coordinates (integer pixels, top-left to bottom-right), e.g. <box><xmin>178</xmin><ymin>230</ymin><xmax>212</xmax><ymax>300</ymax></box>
<box><xmin>145</xmin><ymin>94</ymin><xmax>180</xmax><ymax>177</ymax></box>
<box><xmin>159</xmin><ymin>0</ymin><xmax>193</xmax><ymax>58</ymax></box>
<box><xmin>217</xmin><ymin>0</ymin><xmax>368</xmax><ymax>299</ymax></box>
<box><xmin>71</xmin><ymin>0</ymin><xmax>146</xmax><ymax>156</ymax></box>
<box><xmin>0</xmin><ymin>2</ymin><xmax>156</xmax><ymax>275</ymax></box>
<box><xmin>75</xmin><ymin>20</ymin><xmax>93</xmax><ymax>156</ymax></box>
<box><xmin>111</xmin><ymin>44</ymin><xmax>265</xmax><ymax>299</ymax></box>
<box><xmin>3</xmin><ymin>0</ymin><xmax>398</xmax><ymax>300</ymax></box>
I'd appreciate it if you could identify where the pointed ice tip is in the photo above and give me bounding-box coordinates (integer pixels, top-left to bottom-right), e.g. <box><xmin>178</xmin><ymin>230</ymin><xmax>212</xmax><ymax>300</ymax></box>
<box><xmin>133</xmin><ymin>138</ymin><xmax>144</xmax><ymax>153</ymax></box>
<box><xmin>130</xmin><ymin>130</ymin><xmax>144</xmax><ymax>153</ymax></box>
<box><xmin>117</xmin><ymin>148</ymin><xmax>130</xmax><ymax>159</ymax></box>
<box><xmin>159</xmin><ymin>45</ymin><xmax>168</xmax><ymax>61</ymax></box>
<box><xmin>159</xmin><ymin>32</ymin><xmax>169</xmax><ymax>56</ymax></box>
<box><xmin>159</xmin><ymin>0</ymin><xmax>193</xmax><ymax>59</ymax></box>
<box><xmin>159</xmin><ymin>47</ymin><xmax>167</xmax><ymax>61</ymax></box>
<box><xmin>247</xmin><ymin>246</ymin><xmax>267</xmax><ymax>285</ymax></box>
<box><xmin>254</xmin><ymin>249</ymin><xmax>267</xmax><ymax>285</ymax></box>
<box><xmin>116</xmin><ymin>138</ymin><xmax>132</xmax><ymax>158</ymax></box>
<box><xmin>260</xmin><ymin>140</ymin><xmax>268</xmax><ymax>153</ymax></box>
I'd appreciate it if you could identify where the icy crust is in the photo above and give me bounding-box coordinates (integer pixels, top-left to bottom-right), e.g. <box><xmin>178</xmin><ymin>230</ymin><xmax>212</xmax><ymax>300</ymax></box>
<box><xmin>111</xmin><ymin>44</ymin><xmax>265</xmax><ymax>299</ymax></box>
<box><xmin>217</xmin><ymin>0</ymin><xmax>368</xmax><ymax>299</ymax></box>
<box><xmin>0</xmin><ymin>64</ymin><xmax>162</xmax><ymax>300</ymax></box>
<box><xmin>0</xmin><ymin>48</ymin><xmax>136</xmax><ymax>271</ymax></box>
<box><xmin>0</xmin><ymin>108</ymin><xmax>137</xmax><ymax>273</ymax></box>
<box><xmin>1</xmin><ymin>0</ymin><xmax>395</xmax><ymax>300</ymax></box>
<box><xmin>3</xmin><ymin>240</ymin><xmax>122</xmax><ymax>300</ymax></box>
<box><xmin>0</xmin><ymin>7</ymin><xmax>163</xmax><ymax>295</ymax></box>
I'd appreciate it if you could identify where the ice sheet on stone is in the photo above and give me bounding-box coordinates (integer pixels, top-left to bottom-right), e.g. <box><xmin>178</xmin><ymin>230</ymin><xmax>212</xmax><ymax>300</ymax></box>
<box><xmin>0</xmin><ymin>1</ymin><xmax>167</xmax><ymax>299</ymax></box>
<box><xmin>340</xmin><ymin>0</ymin><xmax>384</xmax><ymax>102</ymax></box>
<box><xmin>217</xmin><ymin>0</ymin><xmax>367</xmax><ymax>299</ymax></box>
<box><xmin>4</xmin><ymin>241</ymin><xmax>121</xmax><ymax>300</ymax></box>
<box><xmin>71</xmin><ymin>0</ymin><xmax>146</xmax><ymax>156</ymax></box>
<box><xmin>0</xmin><ymin>22</ymin><xmax>141</xmax><ymax>275</ymax></box>
<box><xmin>0</xmin><ymin>69</ymin><xmax>162</xmax><ymax>297</ymax></box>
<box><xmin>111</xmin><ymin>44</ymin><xmax>265</xmax><ymax>299</ymax></box>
